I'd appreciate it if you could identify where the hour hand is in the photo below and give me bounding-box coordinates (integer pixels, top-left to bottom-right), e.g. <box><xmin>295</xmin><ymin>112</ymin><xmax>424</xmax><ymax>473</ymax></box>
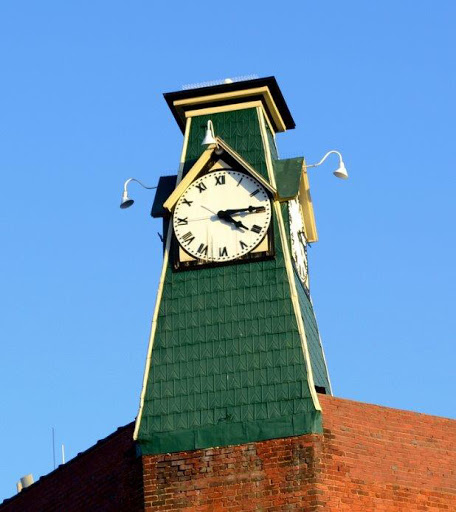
<box><xmin>217</xmin><ymin>210</ymin><xmax>248</xmax><ymax>230</ymax></box>
<box><xmin>223</xmin><ymin>206</ymin><xmax>266</xmax><ymax>215</ymax></box>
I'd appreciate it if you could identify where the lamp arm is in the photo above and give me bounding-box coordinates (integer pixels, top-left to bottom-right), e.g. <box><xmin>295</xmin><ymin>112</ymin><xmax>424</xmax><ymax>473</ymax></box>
<box><xmin>123</xmin><ymin>178</ymin><xmax>157</xmax><ymax>194</ymax></box>
<box><xmin>305</xmin><ymin>150</ymin><xmax>343</xmax><ymax>169</ymax></box>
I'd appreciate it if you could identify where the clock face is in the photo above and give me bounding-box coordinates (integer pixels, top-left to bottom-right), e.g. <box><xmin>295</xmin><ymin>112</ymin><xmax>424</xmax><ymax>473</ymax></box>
<box><xmin>173</xmin><ymin>169</ymin><xmax>271</xmax><ymax>263</ymax></box>
<box><xmin>288</xmin><ymin>198</ymin><xmax>309</xmax><ymax>288</ymax></box>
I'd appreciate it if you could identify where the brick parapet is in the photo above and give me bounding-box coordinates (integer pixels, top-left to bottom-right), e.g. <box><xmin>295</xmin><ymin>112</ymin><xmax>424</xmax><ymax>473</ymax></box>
<box><xmin>317</xmin><ymin>394</ymin><xmax>456</xmax><ymax>511</ymax></box>
<box><xmin>142</xmin><ymin>395</ymin><xmax>456</xmax><ymax>511</ymax></box>
<box><xmin>0</xmin><ymin>422</ymin><xmax>143</xmax><ymax>512</ymax></box>
<box><xmin>2</xmin><ymin>397</ymin><xmax>454</xmax><ymax>511</ymax></box>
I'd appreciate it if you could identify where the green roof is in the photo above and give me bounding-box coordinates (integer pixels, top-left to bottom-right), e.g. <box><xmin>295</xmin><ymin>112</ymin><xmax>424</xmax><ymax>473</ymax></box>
<box><xmin>274</xmin><ymin>157</ymin><xmax>303</xmax><ymax>200</ymax></box>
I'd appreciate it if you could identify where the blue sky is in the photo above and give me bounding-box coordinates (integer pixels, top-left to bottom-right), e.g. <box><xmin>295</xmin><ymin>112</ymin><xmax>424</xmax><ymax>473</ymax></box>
<box><xmin>1</xmin><ymin>0</ymin><xmax>455</xmax><ymax>501</ymax></box>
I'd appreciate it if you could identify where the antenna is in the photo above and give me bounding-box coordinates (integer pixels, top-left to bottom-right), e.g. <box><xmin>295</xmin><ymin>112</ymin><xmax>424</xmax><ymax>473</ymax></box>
<box><xmin>61</xmin><ymin>444</ymin><xmax>66</xmax><ymax>464</ymax></box>
<box><xmin>52</xmin><ymin>427</ymin><xmax>56</xmax><ymax>470</ymax></box>
<box><xmin>182</xmin><ymin>75</ymin><xmax>259</xmax><ymax>90</ymax></box>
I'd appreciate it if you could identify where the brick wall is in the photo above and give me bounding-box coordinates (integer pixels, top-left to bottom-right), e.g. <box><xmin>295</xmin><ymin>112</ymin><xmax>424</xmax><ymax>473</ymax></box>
<box><xmin>143</xmin><ymin>436</ymin><xmax>320</xmax><ymax>511</ymax></box>
<box><xmin>3</xmin><ymin>397</ymin><xmax>454</xmax><ymax>511</ymax></box>
<box><xmin>142</xmin><ymin>396</ymin><xmax>456</xmax><ymax>511</ymax></box>
<box><xmin>317</xmin><ymin>395</ymin><xmax>456</xmax><ymax>511</ymax></box>
<box><xmin>0</xmin><ymin>422</ymin><xmax>143</xmax><ymax>512</ymax></box>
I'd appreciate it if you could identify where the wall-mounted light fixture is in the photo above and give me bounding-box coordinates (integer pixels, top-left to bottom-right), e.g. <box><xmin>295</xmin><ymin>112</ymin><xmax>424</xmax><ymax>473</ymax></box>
<box><xmin>201</xmin><ymin>120</ymin><xmax>217</xmax><ymax>146</ymax></box>
<box><xmin>305</xmin><ymin>150</ymin><xmax>348</xmax><ymax>179</ymax></box>
<box><xmin>120</xmin><ymin>178</ymin><xmax>157</xmax><ymax>209</ymax></box>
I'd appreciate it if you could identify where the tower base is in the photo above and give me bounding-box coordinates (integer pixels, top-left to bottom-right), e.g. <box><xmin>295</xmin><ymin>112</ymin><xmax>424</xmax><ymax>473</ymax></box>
<box><xmin>2</xmin><ymin>396</ymin><xmax>455</xmax><ymax>511</ymax></box>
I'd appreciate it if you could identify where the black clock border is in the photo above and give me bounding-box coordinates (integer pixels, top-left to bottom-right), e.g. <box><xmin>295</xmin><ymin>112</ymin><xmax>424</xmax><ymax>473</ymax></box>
<box><xmin>171</xmin><ymin>165</ymin><xmax>275</xmax><ymax>271</ymax></box>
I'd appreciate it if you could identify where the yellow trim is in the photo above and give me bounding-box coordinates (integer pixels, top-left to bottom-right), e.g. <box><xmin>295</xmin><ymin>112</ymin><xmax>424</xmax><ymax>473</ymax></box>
<box><xmin>258</xmin><ymin>108</ymin><xmax>277</xmax><ymax>190</ymax></box>
<box><xmin>185</xmin><ymin>101</ymin><xmax>276</xmax><ymax>136</ymax></box>
<box><xmin>274</xmin><ymin>201</ymin><xmax>322</xmax><ymax>411</ymax></box>
<box><xmin>173</xmin><ymin>86</ymin><xmax>287</xmax><ymax>132</ymax></box>
<box><xmin>163</xmin><ymin>146</ymin><xmax>214</xmax><ymax>211</ymax></box>
<box><xmin>133</xmin><ymin>117</ymin><xmax>192</xmax><ymax>440</ymax></box>
<box><xmin>163</xmin><ymin>136</ymin><xmax>277</xmax><ymax>212</ymax></box>
<box><xmin>309</xmin><ymin>298</ymin><xmax>333</xmax><ymax>395</ymax></box>
<box><xmin>300</xmin><ymin>161</ymin><xmax>318</xmax><ymax>243</ymax></box>
<box><xmin>185</xmin><ymin>101</ymin><xmax>262</xmax><ymax>118</ymax></box>
<box><xmin>258</xmin><ymin>108</ymin><xmax>322</xmax><ymax>411</ymax></box>
<box><xmin>215</xmin><ymin>137</ymin><xmax>276</xmax><ymax>195</ymax></box>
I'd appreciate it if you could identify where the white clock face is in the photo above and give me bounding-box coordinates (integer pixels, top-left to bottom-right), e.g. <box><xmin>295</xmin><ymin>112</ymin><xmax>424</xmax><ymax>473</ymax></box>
<box><xmin>173</xmin><ymin>169</ymin><xmax>271</xmax><ymax>262</ymax></box>
<box><xmin>288</xmin><ymin>198</ymin><xmax>309</xmax><ymax>288</ymax></box>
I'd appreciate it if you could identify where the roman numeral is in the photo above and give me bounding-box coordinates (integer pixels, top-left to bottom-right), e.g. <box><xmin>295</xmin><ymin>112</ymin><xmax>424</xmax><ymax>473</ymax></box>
<box><xmin>250</xmin><ymin>189</ymin><xmax>260</xmax><ymax>197</ymax></box>
<box><xmin>240</xmin><ymin>241</ymin><xmax>248</xmax><ymax>250</ymax></box>
<box><xmin>251</xmin><ymin>224</ymin><xmax>262</xmax><ymax>234</ymax></box>
<box><xmin>181</xmin><ymin>232</ymin><xmax>195</xmax><ymax>244</ymax></box>
<box><xmin>219</xmin><ymin>247</ymin><xmax>228</xmax><ymax>257</ymax></box>
<box><xmin>215</xmin><ymin>175</ymin><xmax>225</xmax><ymax>186</ymax></box>
<box><xmin>196</xmin><ymin>182</ymin><xmax>207</xmax><ymax>193</ymax></box>
<box><xmin>176</xmin><ymin>217</ymin><xmax>188</xmax><ymax>226</ymax></box>
<box><xmin>182</xmin><ymin>198</ymin><xmax>193</xmax><ymax>207</ymax></box>
<box><xmin>237</xmin><ymin>176</ymin><xmax>244</xmax><ymax>187</ymax></box>
<box><xmin>197</xmin><ymin>243</ymin><xmax>208</xmax><ymax>256</ymax></box>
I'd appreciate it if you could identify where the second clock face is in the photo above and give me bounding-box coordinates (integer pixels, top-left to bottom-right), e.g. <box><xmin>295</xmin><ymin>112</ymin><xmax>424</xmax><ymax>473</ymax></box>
<box><xmin>173</xmin><ymin>169</ymin><xmax>271</xmax><ymax>263</ymax></box>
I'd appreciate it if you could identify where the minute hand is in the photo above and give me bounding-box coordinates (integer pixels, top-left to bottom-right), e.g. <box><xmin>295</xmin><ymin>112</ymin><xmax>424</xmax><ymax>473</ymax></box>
<box><xmin>222</xmin><ymin>206</ymin><xmax>266</xmax><ymax>215</ymax></box>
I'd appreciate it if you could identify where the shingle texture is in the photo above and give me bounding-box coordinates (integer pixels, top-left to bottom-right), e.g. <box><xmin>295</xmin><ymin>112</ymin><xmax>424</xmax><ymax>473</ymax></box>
<box><xmin>294</xmin><ymin>272</ymin><xmax>331</xmax><ymax>392</ymax></box>
<box><xmin>137</xmin><ymin>108</ymin><xmax>325</xmax><ymax>454</ymax></box>
<box><xmin>183</xmin><ymin>109</ymin><xmax>269</xmax><ymax>180</ymax></box>
<box><xmin>280</xmin><ymin>203</ymin><xmax>331</xmax><ymax>393</ymax></box>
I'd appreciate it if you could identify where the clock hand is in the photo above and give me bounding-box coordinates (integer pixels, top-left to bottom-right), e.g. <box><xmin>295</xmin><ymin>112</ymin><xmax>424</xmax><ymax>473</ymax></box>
<box><xmin>217</xmin><ymin>210</ymin><xmax>248</xmax><ymax>230</ymax></box>
<box><xmin>201</xmin><ymin>205</ymin><xmax>217</xmax><ymax>215</ymax></box>
<box><xmin>221</xmin><ymin>206</ymin><xmax>266</xmax><ymax>216</ymax></box>
<box><xmin>234</xmin><ymin>219</ymin><xmax>249</xmax><ymax>230</ymax></box>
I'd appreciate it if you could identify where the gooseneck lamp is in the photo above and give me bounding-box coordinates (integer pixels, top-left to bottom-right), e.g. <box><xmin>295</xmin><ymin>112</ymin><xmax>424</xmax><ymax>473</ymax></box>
<box><xmin>201</xmin><ymin>120</ymin><xmax>217</xmax><ymax>146</ymax></box>
<box><xmin>305</xmin><ymin>150</ymin><xmax>349</xmax><ymax>179</ymax></box>
<box><xmin>120</xmin><ymin>178</ymin><xmax>157</xmax><ymax>209</ymax></box>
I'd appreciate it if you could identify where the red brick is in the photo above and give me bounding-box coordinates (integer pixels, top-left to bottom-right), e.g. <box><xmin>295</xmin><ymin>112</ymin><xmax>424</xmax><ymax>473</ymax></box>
<box><xmin>2</xmin><ymin>397</ymin><xmax>455</xmax><ymax>511</ymax></box>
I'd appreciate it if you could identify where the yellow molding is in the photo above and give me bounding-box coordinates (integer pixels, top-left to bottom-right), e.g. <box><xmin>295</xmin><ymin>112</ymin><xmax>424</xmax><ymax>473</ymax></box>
<box><xmin>185</xmin><ymin>101</ymin><xmax>277</xmax><ymax>136</ymax></box>
<box><xmin>300</xmin><ymin>161</ymin><xmax>318</xmax><ymax>243</ymax></box>
<box><xmin>185</xmin><ymin>101</ymin><xmax>262</xmax><ymax>117</ymax></box>
<box><xmin>163</xmin><ymin>136</ymin><xmax>277</xmax><ymax>212</ymax></box>
<box><xmin>163</xmin><ymin>146</ymin><xmax>214</xmax><ymax>211</ymax></box>
<box><xmin>133</xmin><ymin>117</ymin><xmax>192</xmax><ymax>441</ymax></box>
<box><xmin>173</xmin><ymin>86</ymin><xmax>287</xmax><ymax>132</ymax></box>
<box><xmin>258</xmin><ymin>107</ymin><xmax>278</xmax><ymax>191</ymax></box>
<box><xmin>215</xmin><ymin>137</ymin><xmax>276</xmax><ymax>195</ymax></box>
<box><xmin>258</xmin><ymin>108</ymin><xmax>321</xmax><ymax>412</ymax></box>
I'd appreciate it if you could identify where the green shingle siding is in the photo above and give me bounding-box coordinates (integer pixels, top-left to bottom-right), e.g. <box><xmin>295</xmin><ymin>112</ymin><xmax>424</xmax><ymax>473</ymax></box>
<box><xmin>184</xmin><ymin>109</ymin><xmax>269</xmax><ymax>180</ymax></box>
<box><xmin>265</xmin><ymin>120</ymin><xmax>279</xmax><ymax>160</ymax></box>
<box><xmin>137</xmin><ymin>108</ymin><xmax>325</xmax><ymax>455</ymax></box>
<box><xmin>280</xmin><ymin>203</ymin><xmax>331</xmax><ymax>392</ymax></box>
<box><xmin>294</xmin><ymin>272</ymin><xmax>331</xmax><ymax>392</ymax></box>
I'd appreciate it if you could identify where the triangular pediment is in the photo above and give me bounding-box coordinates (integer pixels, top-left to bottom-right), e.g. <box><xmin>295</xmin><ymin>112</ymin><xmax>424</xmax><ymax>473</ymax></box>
<box><xmin>163</xmin><ymin>137</ymin><xmax>277</xmax><ymax>212</ymax></box>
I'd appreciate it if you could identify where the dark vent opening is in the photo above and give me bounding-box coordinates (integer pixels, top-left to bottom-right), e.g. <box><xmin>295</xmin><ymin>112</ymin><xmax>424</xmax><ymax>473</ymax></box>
<box><xmin>315</xmin><ymin>386</ymin><xmax>327</xmax><ymax>394</ymax></box>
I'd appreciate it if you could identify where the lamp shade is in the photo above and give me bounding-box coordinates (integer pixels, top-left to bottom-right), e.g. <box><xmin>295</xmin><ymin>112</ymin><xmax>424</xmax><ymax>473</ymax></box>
<box><xmin>333</xmin><ymin>161</ymin><xmax>348</xmax><ymax>179</ymax></box>
<box><xmin>120</xmin><ymin>192</ymin><xmax>134</xmax><ymax>209</ymax></box>
<box><xmin>201</xmin><ymin>120</ymin><xmax>216</xmax><ymax>146</ymax></box>
<box><xmin>201</xmin><ymin>128</ymin><xmax>216</xmax><ymax>146</ymax></box>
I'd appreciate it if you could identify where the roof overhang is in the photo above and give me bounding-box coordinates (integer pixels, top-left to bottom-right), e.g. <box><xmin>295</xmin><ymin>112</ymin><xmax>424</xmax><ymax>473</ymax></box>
<box><xmin>164</xmin><ymin>77</ymin><xmax>295</xmax><ymax>134</ymax></box>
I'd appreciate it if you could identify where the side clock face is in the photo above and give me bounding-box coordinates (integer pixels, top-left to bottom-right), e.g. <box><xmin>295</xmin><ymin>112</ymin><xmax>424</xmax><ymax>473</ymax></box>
<box><xmin>288</xmin><ymin>198</ymin><xmax>309</xmax><ymax>288</ymax></box>
<box><xmin>173</xmin><ymin>170</ymin><xmax>271</xmax><ymax>263</ymax></box>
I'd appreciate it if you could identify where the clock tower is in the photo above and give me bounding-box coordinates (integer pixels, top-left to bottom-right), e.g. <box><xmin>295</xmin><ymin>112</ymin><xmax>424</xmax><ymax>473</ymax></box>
<box><xmin>134</xmin><ymin>77</ymin><xmax>331</xmax><ymax>454</ymax></box>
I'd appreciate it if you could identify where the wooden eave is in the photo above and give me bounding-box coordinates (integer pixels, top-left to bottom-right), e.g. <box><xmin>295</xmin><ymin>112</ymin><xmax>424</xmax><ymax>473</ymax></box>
<box><xmin>164</xmin><ymin>76</ymin><xmax>295</xmax><ymax>134</ymax></box>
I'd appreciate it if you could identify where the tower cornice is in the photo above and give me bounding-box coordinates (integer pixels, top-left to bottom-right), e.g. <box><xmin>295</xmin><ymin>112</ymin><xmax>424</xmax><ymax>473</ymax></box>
<box><xmin>164</xmin><ymin>76</ymin><xmax>295</xmax><ymax>133</ymax></box>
